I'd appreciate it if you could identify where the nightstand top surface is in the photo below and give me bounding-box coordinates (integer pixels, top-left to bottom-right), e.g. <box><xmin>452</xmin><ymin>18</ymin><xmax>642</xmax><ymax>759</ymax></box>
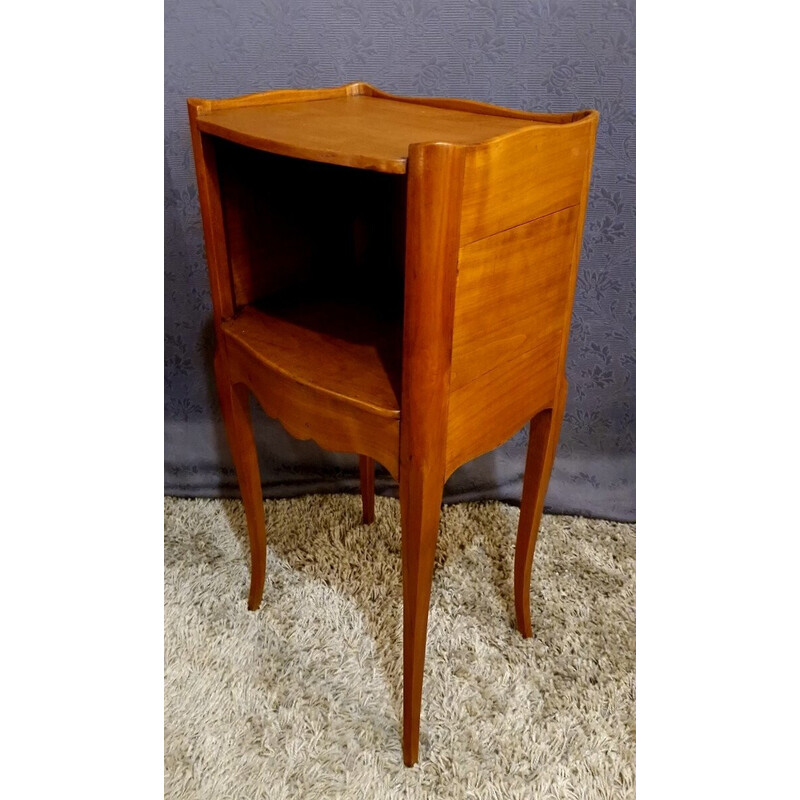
<box><xmin>194</xmin><ymin>91</ymin><xmax>548</xmax><ymax>173</ymax></box>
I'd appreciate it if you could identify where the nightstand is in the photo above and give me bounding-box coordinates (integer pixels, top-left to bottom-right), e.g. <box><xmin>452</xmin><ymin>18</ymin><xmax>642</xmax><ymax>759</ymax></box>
<box><xmin>188</xmin><ymin>82</ymin><xmax>597</xmax><ymax>765</ymax></box>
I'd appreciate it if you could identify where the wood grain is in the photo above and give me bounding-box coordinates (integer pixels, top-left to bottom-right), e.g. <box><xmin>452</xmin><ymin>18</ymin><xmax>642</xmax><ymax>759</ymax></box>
<box><xmin>222</xmin><ymin>303</ymin><xmax>401</xmax><ymax>479</ymax></box>
<box><xmin>445</xmin><ymin>336</ymin><xmax>560</xmax><ymax>478</ymax></box>
<box><xmin>444</xmin><ymin>206</ymin><xmax>579</xmax><ymax>476</ymax></box>
<box><xmin>399</xmin><ymin>142</ymin><xmax>464</xmax><ymax>766</ymax></box>
<box><xmin>222</xmin><ymin>303</ymin><xmax>401</xmax><ymax>417</ymax></box>
<box><xmin>226</xmin><ymin>342</ymin><xmax>401</xmax><ymax>481</ymax></box>
<box><xmin>196</xmin><ymin>95</ymin><xmax>532</xmax><ymax>174</ymax></box>
<box><xmin>450</xmin><ymin>206</ymin><xmax>579</xmax><ymax>390</ymax></box>
<box><xmin>553</xmin><ymin>114</ymin><xmax>599</xmax><ymax>385</ymax></box>
<box><xmin>459</xmin><ymin>118</ymin><xmax>595</xmax><ymax>244</ymax></box>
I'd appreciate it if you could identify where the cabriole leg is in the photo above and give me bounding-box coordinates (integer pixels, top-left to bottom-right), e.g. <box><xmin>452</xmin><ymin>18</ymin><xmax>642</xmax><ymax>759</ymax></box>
<box><xmin>514</xmin><ymin>380</ymin><xmax>568</xmax><ymax>637</ymax></box>
<box><xmin>214</xmin><ymin>351</ymin><xmax>267</xmax><ymax>611</ymax></box>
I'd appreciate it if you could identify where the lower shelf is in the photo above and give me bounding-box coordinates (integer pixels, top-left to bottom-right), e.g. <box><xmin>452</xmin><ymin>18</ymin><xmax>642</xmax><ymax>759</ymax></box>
<box><xmin>221</xmin><ymin>299</ymin><xmax>402</xmax><ymax>418</ymax></box>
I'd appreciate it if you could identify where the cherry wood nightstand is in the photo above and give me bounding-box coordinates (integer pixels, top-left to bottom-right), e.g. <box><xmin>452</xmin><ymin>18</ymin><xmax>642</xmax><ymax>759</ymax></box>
<box><xmin>188</xmin><ymin>82</ymin><xmax>597</xmax><ymax>765</ymax></box>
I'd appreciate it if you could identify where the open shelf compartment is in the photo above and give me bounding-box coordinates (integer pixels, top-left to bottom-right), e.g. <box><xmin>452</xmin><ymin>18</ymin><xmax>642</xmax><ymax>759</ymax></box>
<box><xmin>222</xmin><ymin>298</ymin><xmax>401</xmax><ymax>417</ymax></box>
<box><xmin>212</xmin><ymin>136</ymin><xmax>406</xmax><ymax>418</ymax></box>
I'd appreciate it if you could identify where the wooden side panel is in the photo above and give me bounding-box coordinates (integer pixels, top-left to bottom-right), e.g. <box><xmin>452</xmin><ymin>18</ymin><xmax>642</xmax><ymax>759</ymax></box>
<box><xmin>459</xmin><ymin>118</ymin><xmax>594</xmax><ymax>245</ymax></box>
<box><xmin>450</xmin><ymin>206</ymin><xmax>579</xmax><ymax>390</ymax></box>
<box><xmin>445</xmin><ymin>334</ymin><xmax>560</xmax><ymax>477</ymax></box>
<box><xmin>445</xmin><ymin>116</ymin><xmax>597</xmax><ymax>477</ymax></box>
<box><xmin>445</xmin><ymin>208</ymin><xmax>579</xmax><ymax>475</ymax></box>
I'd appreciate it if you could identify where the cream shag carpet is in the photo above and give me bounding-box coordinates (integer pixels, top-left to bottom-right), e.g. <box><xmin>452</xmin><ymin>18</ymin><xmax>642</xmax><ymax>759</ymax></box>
<box><xmin>165</xmin><ymin>495</ymin><xmax>635</xmax><ymax>799</ymax></box>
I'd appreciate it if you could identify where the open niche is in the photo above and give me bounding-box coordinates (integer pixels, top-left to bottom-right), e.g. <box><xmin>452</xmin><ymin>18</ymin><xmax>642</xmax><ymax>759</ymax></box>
<box><xmin>213</xmin><ymin>139</ymin><xmax>407</xmax><ymax>415</ymax></box>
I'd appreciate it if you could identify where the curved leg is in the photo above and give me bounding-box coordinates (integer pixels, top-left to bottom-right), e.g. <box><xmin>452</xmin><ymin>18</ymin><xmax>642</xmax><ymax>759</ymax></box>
<box><xmin>514</xmin><ymin>379</ymin><xmax>568</xmax><ymax>638</ymax></box>
<box><xmin>359</xmin><ymin>455</ymin><xmax>375</xmax><ymax>524</ymax></box>
<box><xmin>399</xmin><ymin>464</ymin><xmax>444</xmax><ymax>766</ymax></box>
<box><xmin>215</xmin><ymin>351</ymin><xmax>267</xmax><ymax>611</ymax></box>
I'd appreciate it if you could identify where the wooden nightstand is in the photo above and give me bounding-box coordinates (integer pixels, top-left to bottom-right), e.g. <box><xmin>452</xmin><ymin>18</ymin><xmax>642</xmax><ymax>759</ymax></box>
<box><xmin>188</xmin><ymin>82</ymin><xmax>598</xmax><ymax>765</ymax></box>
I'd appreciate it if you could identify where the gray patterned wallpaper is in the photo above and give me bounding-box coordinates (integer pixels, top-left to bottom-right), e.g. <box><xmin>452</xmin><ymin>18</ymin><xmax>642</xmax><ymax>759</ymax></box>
<box><xmin>165</xmin><ymin>0</ymin><xmax>635</xmax><ymax>521</ymax></box>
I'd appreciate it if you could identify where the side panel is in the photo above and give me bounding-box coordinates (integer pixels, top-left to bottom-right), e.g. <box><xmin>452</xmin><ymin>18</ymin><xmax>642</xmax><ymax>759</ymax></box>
<box><xmin>445</xmin><ymin>119</ymin><xmax>597</xmax><ymax>477</ymax></box>
<box><xmin>459</xmin><ymin>121</ymin><xmax>592</xmax><ymax>245</ymax></box>
<box><xmin>450</xmin><ymin>207</ymin><xmax>579</xmax><ymax>391</ymax></box>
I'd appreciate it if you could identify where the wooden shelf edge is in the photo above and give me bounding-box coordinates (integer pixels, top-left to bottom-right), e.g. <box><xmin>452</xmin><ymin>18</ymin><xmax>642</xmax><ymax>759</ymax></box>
<box><xmin>188</xmin><ymin>84</ymin><xmax>598</xmax><ymax>174</ymax></box>
<box><xmin>221</xmin><ymin>306</ymin><xmax>401</xmax><ymax>420</ymax></box>
<box><xmin>196</xmin><ymin>116</ymin><xmax>408</xmax><ymax>174</ymax></box>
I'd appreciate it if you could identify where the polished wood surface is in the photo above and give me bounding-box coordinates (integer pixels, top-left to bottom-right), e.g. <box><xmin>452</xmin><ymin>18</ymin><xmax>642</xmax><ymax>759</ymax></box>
<box><xmin>190</xmin><ymin>82</ymin><xmax>592</xmax><ymax>175</ymax></box>
<box><xmin>223</xmin><ymin>303</ymin><xmax>401</xmax><ymax>417</ymax></box>
<box><xmin>399</xmin><ymin>142</ymin><xmax>465</xmax><ymax>766</ymax></box>
<box><xmin>188</xmin><ymin>82</ymin><xmax>598</xmax><ymax>765</ymax></box>
<box><xmin>226</xmin><ymin>340</ymin><xmax>401</xmax><ymax>483</ymax></box>
<box><xmin>459</xmin><ymin>121</ymin><xmax>592</xmax><ymax>244</ymax></box>
<box><xmin>362</xmin><ymin>82</ymin><xmax>586</xmax><ymax>124</ymax></box>
<box><xmin>515</xmin><ymin>379</ymin><xmax>568</xmax><ymax>638</ymax></box>
<box><xmin>445</xmin><ymin>206</ymin><xmax>578</xmax><ymax>476</ymax></box>
<box><xmin>195</xmin><ymin>93</ymin><xmax>539</xmax><ymax>174</ymax></box>
<box><xmin>187</xmin><ymin>102</ymin><xmax>235</xmax><ymax>324</ymax></box>
<box><xmin>222</xmin><ymin>301</ymin><xmax>402</xmax><ymax>478</ymax></box>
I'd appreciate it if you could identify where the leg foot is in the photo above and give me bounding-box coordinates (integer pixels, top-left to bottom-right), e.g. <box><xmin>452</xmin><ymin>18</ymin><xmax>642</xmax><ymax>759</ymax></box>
<box><xmin>399</xmin><ymin>466</ymin><xmax>443</xmax><ymax>766</ymax></box>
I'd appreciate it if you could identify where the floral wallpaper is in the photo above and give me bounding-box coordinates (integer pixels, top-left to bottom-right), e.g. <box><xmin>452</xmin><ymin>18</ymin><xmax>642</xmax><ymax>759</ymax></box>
<box><xmin>165</xmin><ymin>0</ymin><xmax>635</xmax><ymax>521</ymax></box>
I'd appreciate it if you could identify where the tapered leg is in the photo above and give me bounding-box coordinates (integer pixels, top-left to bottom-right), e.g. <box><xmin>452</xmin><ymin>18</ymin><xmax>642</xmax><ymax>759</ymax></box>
<box><xmin>399</xmin><ymin>466</ymin><xmax>444</xmax><ymax>766</ymax></box>
<box><xmin>397</xmin><ymin>141</ymin><xmax>463</xmax><ymax>765</ymax></box>
<box><xmin>514</xmin><ymin>380</ymin><xmax>568</xmax><ymax>638</ymax></box>
<box><xmin>359</xmin><ymin>455</ymin><xmax>375</xmax><ymax>524</ymax></box>
<box><xmin>214</xmin><ymin>351</ymin><xmax>267</xmax><ymax>611</ymax></box>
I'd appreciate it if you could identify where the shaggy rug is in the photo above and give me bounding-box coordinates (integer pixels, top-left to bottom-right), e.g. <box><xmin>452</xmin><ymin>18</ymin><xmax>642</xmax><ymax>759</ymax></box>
<box><xmin>164</xmin><ymin>495</ymin><xmax>635</xmax><ymax>799</ymax></box>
